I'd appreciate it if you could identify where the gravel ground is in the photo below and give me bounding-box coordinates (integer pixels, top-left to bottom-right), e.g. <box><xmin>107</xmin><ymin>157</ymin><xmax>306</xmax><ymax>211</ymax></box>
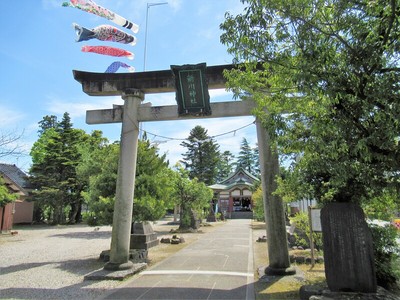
<box><xmin>0</xmin><ymin>224</ymin><xmax>121</xmax><ymax>300</ymax></box>
<box><xmin>0</xmin><ymin>220</ymin><xmax>221</xmax><ymax>300</ymax></box>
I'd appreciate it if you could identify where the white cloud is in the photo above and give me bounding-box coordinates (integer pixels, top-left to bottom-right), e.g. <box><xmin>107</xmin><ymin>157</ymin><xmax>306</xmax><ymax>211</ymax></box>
<box><xmin>168</xmin><ymin>0</ymin><xmax>182</xmax><ymax>12</ymax></box>
<box><xmin>0</xmin><ymin>106</ymin><xmax>26</xmax><ymax>128</ymax></box>
<box><xmin>41</xmin><ymin>0</ymin><xmax>60</xmax><ymax>10</ymax></box>
<box><xmin>45</xmin><ymin>95</ymin><xmax>123</xmax><ymax>120</ymax></box>
<box><xmin>145</xmin><ymin>92</ymin><xmax>176</xmax><ymax>106</ymax></box>
<box><xmin>198</xmin><ymin>28</ymin><xmax>218</xmax><ymax>41</ymax></box>
<box><xmin>144</xmin><ymin>90</ymin><xmax>233</xmax><ymax>107</ymax></box>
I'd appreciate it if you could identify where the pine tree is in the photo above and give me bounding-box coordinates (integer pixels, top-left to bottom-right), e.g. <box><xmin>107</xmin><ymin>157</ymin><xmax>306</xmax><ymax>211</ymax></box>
<box><xmin>30</xmin><ymin>113</ymin><xmax>88</xmax><ymax>224</ymax></box>
<box><xmin>180</xmin><ymin>125</ymin><xmax>220</xmax><ymax>185</ymax></box>
<box><xmin>236</xmin><ymin>138</ymin><xmax>256</xmax><ymax>174</ymax></box>
<box><xmin>253</xmin><ymin>144</ymin><xmax>260</xmax><ymax>177</ymax></box>
<box><xmin>38</xmin><ymin>115</ymin><xmax>58</xmax><ymax>136</ymax></box>
<box><xmin>216</xmin><ymin>150</ymin><xmax>235</xmax><ymax>182</ymax></box>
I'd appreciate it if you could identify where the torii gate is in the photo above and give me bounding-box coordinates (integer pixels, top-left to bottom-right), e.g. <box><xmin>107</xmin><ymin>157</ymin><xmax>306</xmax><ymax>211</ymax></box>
<box><xmin>73</xmin><ymin>63</ymin><xmax>295</xmax><ymax>275</ymax></box>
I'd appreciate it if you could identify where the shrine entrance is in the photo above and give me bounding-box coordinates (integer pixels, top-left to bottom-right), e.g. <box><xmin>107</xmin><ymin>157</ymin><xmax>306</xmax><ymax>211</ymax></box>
<box><xmin>209</xmin><ymin>167</ymin><xmax>257</xmax><ymax>218</ymax></box>
<box><xmin>73</xmin><ymin>63</ymin><xmax>294</xmax><ymax>276</ymax></box>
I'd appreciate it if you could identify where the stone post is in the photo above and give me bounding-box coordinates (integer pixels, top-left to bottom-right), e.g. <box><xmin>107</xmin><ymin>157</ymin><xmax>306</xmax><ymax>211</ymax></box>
<box><xmin>104</xmin><ymin>89</ymin><xmax>144</xmax><ymax>271</ymax></box>
<box><xmin>321</xmin><ymin>202</ymin><xmax>377</xmax><ymax>292</ymax></box>
<box><xmin>256</xmin><ymin>120</ymin><xmax>295</xmax><ymax>275</ymax></box>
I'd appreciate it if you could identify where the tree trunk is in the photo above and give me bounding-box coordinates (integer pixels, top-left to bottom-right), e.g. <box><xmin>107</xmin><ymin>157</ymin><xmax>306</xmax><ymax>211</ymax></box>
<box><xmin>179</xmin><ymin>204</ymin><xmax>191</xmax><ymax>230</ymax></box>
<box><xmin>68</xmin><ymin>200</ymin><xmax>82</xmax><ymax>224</ymax></box>
<box><xmin>52</xmin><ymin>205</ymin><xmax>65</xmax><ymax>225</ymax></box>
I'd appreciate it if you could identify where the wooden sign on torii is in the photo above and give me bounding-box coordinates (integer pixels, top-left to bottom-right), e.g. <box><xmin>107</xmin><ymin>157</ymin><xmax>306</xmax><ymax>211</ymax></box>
<box><xmin>73</xmin><ymin>63</ymin><xmax>294</xmax><ymax>276</ymax></box>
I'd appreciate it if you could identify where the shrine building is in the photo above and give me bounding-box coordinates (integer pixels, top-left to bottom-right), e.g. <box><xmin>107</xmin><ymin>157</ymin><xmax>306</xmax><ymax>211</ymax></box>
<box><xmin>209</xmin><ymin>167</ymin><xmax>259</xmax><ymax>219</ymax></box>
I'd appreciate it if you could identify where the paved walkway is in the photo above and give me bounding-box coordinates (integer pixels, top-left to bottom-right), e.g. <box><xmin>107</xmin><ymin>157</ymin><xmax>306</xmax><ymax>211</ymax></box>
<box><xmin>101</xmin><ymin>219</ymin><xmax>255</xmax><ymax>300</ymax></box>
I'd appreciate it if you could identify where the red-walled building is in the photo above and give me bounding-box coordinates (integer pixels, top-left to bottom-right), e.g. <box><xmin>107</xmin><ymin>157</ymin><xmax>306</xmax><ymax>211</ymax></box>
<box><xmin>0</xmin><ymin>164</ymin><xmax>33</xmax><ymax>232</ymax></box>
<box><xmin>209</xmin><ymin>167</ymin><xmax>259</xmax><ymax>219</ymax></box>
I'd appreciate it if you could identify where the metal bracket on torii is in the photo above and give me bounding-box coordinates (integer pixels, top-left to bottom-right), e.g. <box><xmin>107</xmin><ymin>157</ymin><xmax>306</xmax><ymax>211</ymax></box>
<box><xmin>73</xmin><ymin>63</ymin><xmax>294</xmax><ymax>275</ymax></box>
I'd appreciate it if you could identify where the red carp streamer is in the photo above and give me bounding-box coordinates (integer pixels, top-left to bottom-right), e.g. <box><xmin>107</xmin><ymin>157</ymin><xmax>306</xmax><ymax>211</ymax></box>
<box><xmin>81</xmin><ymin>45</ymin><xmax>134</xmax><ymax>60</ymax></box>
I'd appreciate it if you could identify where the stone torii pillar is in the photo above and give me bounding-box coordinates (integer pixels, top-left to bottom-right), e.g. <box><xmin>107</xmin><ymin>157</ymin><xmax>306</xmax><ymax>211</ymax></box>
<box><xmin>104</xmin><ymin>89</ymin><xmax>144</xmax><ymax>271</ymax></box>
<box><xmin>73</xmin><ymin>64</ymin><xmax>293</xmax><ymax>274</ymax></box>
<box><xmin>256</xmin><ymin>121</ymin><xmax>295</xmax><ymax>275</ymax></box>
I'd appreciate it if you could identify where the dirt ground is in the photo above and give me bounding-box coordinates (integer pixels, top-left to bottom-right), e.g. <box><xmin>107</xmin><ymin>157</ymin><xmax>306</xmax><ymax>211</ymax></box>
<box><xmin>4</xmin><ymin>218</ymin><xmax>397</xmax><ymax>299</ymax></box>
<box><xmin>0</xmin><ymin>218</ymin><xmax>325</xmax><ymax>300</ymax></box>
<box><xmin>251</xmin><ymin>221</ymin><xmax>326</xmax><ymax>300</ymax></box>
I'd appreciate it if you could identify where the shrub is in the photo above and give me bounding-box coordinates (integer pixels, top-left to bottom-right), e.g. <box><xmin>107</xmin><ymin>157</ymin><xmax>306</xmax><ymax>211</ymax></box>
<box><xmin>252</xmin><ymin>187</ymin><xmax>265</xmax><ymax>221</ymax></box>
<box><xmin>368</xmin><ymin>223</ymin><xmax>400</xmax><ymax>288</ymax></box>
<box><xmin>289</xmin><ymin>212</ymin><xmax>323</xmax><ymax>251</ymax></box>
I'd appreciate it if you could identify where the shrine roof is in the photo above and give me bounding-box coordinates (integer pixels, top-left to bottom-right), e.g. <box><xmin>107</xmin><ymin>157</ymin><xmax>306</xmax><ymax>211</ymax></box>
<box><xmin>0</xmin><ymin>164</ymin><xmax>32</xmax><ymax>194</ymax></box>
<box><xmin>209</xmin><ymin>167</ymin><xmax>259</xmax><ymax>191</ymax></box>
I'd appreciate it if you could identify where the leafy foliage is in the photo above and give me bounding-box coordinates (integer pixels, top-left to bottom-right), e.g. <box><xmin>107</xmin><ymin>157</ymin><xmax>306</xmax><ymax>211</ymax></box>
<box><xmin>289</xmin><ymin>212</ymin><xmax>323</xmax><ymax>251</ymax></box>
<box><xmin>251</xmin><ymin>186</ymin><xmax>264</xmax><ymax>221</ymax></box>
<box><xmin>172</xmin><ymin>165</ymin><xmax>213</xmax><ymax>230</ymax></box>
<box><xmin>133</xmin><ymin>140</ymin><xmax>175</xmax><ymax>222</ymax></box>
<box><xmin>80</xmin><ymin>142</ymin><xmax>119</xmax><ymax>225</ymax></box>
<box><xmin>362</xmin><ymin>188</ymin><xmax>400</xmax><ymax>221</ymax></box>
<box><xmin>82</xmin><ymin>139</ymin><xmax>175</xmax><ymax>225</ymax></box>
<box><xmin>369</xmin><ymin>223</ymin><xmax>400</xmax><ymax>288</ymax></box>
<box><xmin>0</xmin><ymin>177</ymin><xmax>18</xmax><ymax>207</ymax></box>
<box><xmin>220</xmin><ymin>0</ymin><xmax>400</xmax><ymax>204</ymax></box>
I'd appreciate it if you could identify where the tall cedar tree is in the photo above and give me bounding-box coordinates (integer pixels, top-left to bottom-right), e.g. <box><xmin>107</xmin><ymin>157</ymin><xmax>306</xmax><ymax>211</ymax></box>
<box><xmin>220</xmin><ymin>0</ymin><xmax>400</xmax><ymax>204</ymax></box>
<box><xmin>216</xmin><ymin>150</ymin><xmax>235</xmax><ymax>182</ymax></box>
<box><xmin>180</xmin><ymin>126</ymin><xmax>220</xmax><ymax>185</ymax></box>
<box><xmin>236</xmin><ymin>137</ymin><xmax>257</xmax><ymax>174</ymax></box>
<box><xmin>30</xmin><ymin>113</ymin><xmax>87</xmax><ymax>224</ymax></box>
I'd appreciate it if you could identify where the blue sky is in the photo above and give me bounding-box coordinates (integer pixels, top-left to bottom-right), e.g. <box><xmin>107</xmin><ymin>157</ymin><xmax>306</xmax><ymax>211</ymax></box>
<box><xmin>0</xmin><ymin>0</ymin><xmax>256</xmax><ymax>172</ymax></box>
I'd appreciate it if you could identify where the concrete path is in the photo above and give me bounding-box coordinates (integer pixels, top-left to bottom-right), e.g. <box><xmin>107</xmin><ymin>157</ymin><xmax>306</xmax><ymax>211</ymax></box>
<box><xmin>101</xmin><ymin>219</ymin><xmax>255</xmax><ymax>300</ymax></box>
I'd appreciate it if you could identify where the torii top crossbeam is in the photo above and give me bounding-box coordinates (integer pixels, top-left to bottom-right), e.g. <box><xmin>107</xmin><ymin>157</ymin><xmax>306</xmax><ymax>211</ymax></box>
<box><xmin>73</xmin><ymin>63</ymin><xmax>257</xmax><ymax>124</ymax></box>
<box><xmin>73</xmin><ymin>63</ymin><xmax>236</xmax><ymax>96</ymax></box>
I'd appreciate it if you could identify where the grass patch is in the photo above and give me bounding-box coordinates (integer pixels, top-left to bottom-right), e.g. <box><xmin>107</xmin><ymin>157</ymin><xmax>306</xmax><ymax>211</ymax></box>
<box><xmin>254</xmin><ymin>263</ymin><xmax>326</xmax><ymax>300</ymax></box>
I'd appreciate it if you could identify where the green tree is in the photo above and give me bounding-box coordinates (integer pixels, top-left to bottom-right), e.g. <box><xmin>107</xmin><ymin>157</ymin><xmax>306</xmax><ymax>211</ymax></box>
<box><xmin>180</xmin><ymin>125</ymin><xmax>220</xmax><ymax>185</ymax></box>
<box><xmin>172</xmin><ymin>165</ymin><xmax>213</xmax><ymax>230</ymax></box>
<box><xmin>253</xmin><ymin>144</ymin><xmax>260</xmax><ymax>177</ymax></box>
<box><xmin>216</xmin><ymin>150</ymin><xmax>235</xmax><ymax>182</ymax></box>
<box><xmin>0</xmin><ymin>178</ymin><xmax>18</xmax><ymax>207</ymax></box>
<box><xmin>220</xmin><ymin>0</ymin><xmax>400</xmax><ymax>204</ymax></box>
<box><xmin>236</xmin><ymin>137</ymin><xmax>258</xmax><ymax>175</ymax></box>
<box><xmin>251</xmin><ymin>186</ymin><xmax>264</xmax><ymax>221</ymax></box>
<box><xmin>80</xmin><ymin>142</ymin><xmax>120</xmax><ymax>225</ymax></box>
<box><xmin>221</xmin><ymin>0</ymin><xmax>400</xmax><ymax>287</ymax></box>
<box><xmin>76</xmin><ymin>130</ymin><xmax>112</xmax><ymax>224</ymax></box>
<box><xmin>30</xmin><ymin>113</ymin><xmax>88</xmax><ymax>224</ymax></box>
<box><xmin>82</xmin><ymin>139</ymin><xmax>175</xmax><ymax>225</ymax></box>
<box><xmin>38</xmin><ymin>115</ymin><xmax>58</xmax><ymax>136</ymax></box>
<box><xmin>133</xmin><ymin>140</ymin><xmax>175</xmax><ymax>222</ymax></box>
